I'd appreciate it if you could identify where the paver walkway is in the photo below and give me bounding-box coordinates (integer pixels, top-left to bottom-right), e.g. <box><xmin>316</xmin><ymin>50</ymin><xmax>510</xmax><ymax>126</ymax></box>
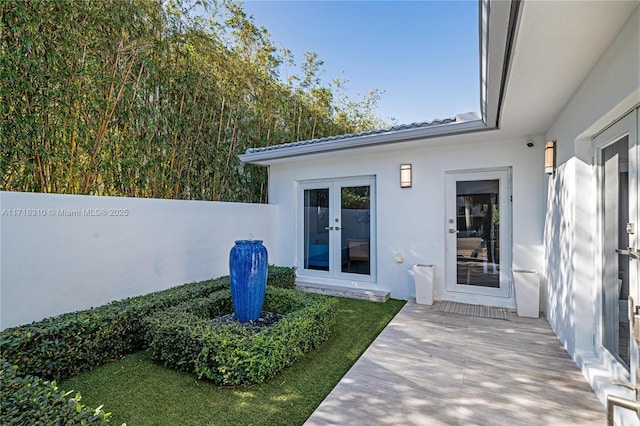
<box><xmin>305</xmin><ymin>301</ymin><xmax>606</xmax><ymax>425</ymax></box>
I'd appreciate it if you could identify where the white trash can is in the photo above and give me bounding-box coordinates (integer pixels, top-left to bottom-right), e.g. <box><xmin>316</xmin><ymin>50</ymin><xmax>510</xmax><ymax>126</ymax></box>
<box><xmin>512</xmin><ymin>269</ymin><xmax>539</xmax><ymax>318</ymax></box>
<box><xmin>414</xmin><ymin>264</ymin><xmax>435</xmax><ymax>305</ymax></box>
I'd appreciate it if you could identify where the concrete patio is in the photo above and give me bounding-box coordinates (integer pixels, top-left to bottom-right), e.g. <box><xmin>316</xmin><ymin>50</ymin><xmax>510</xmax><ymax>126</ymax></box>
<box><xmin>305</xmin><ymin>301</ymin><xmax>607</xmax><ymax>425</ymax></box>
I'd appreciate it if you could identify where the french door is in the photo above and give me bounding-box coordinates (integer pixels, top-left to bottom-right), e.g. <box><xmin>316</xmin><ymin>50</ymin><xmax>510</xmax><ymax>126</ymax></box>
<box><xmin>298</xmin><ymin>177</ymin><xmax>376</xmax><ymax>282</ymax></box>
<box><xmin>595</xmin><ymin>109</ymin><xmax>639</xmax><ymax>374</ymax></box>
<box><xmin>445</xmin><ymin>169</ymin><xmax>512</xmax><ymax>299</ymax></box>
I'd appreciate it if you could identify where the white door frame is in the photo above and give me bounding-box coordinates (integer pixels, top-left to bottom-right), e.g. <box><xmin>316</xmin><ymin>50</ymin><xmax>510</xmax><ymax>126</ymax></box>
<box><xmin>444</xmin><ymin>168</ymin><xmax>513</xmax><ymax>304</ymax></box>
<box><xmin>296</xmin><ymin>176</ymin><xmax>377</xmax><ymax>283</ymax></box>
<box><xmin>593</xmin><ymin>109</ymin><xmax>639</xmax><ymax>380</ymax></box>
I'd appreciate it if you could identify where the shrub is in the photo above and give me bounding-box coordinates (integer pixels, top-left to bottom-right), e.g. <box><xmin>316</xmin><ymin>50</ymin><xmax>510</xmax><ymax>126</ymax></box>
<box><xmin>0</xmin><ymin>277</ymin><xmax>229</xmax><ymax>381</ymax></box>
<box><xmin>143</xmin><ymin>287</ymin><xmax>337</xmax><ymax>386</ymax></box>
<box><xmin>267</xmin><ymin>265</ymin><xmax>297</xmax><ymax>289</ymax></box>
<box><xmin>0</xmin><ymin>359</ymin><xmax>111</xmax><ymax>425</ymax></box>
<box><xmin>0</xmin><ymin>266</ymin><xmax>296</xmax><ymax>383</ymax></box>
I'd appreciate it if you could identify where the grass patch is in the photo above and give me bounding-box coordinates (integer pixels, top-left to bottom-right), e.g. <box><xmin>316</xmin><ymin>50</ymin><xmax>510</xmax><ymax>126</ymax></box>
<box><xmin>61</xmin><ymin>297</ymin><xmax>405</xmax><ymax>425</ymax></box>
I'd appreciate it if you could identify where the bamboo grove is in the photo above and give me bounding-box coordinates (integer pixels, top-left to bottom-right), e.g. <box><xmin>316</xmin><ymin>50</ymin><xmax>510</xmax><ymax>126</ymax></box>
<box><xmin>0</xmin><ymin>0</ymin><xmax>386</xmax><ymax>202</ymax></box>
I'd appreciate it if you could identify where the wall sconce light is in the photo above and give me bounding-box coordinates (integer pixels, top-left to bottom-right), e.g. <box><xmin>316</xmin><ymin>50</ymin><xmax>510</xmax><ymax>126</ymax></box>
<box><xmin>400</xmin><ymin>164</ymin><xmax>412</xmax><ymax>188</ymax></box>
<box><xmin>544</xmin><ymin>140</ymin><xmax>556</xmax><ymax>175</ymax></box>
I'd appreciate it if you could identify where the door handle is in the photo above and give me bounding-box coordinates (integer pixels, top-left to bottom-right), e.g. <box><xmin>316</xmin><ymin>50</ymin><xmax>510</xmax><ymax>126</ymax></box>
<box><xmin>324</xmin><ymin>226</ymin><xmax>334</xmax><ymax>231</ymax></box>
<box><xmin>448</xmin><ymin>229</ymin><xmax>459</xmax><ymax>234</ymax></box>
<box><xmin>616</xmin><ymin>247</ymin><xmax>640</xmax><ymax>260</ymax></box>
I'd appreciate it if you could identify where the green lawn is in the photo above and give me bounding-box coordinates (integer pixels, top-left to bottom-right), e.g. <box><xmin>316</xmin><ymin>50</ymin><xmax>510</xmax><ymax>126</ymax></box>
<box><xmin>61</xmin><ymin>297</ymin><xmax>405</xmax><ymax>426</ymax></box>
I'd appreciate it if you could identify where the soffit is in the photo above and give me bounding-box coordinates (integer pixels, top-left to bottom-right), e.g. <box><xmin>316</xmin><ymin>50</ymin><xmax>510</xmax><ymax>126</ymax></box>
<box><xmin>499</xmin><ymin>1</ymin><xmax>638</xmax><ymax>137</ymax></box>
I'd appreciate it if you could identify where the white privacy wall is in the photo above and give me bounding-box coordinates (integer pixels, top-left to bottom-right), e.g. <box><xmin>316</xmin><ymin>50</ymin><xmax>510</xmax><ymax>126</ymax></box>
<box><xmin>0</xmin><ymin>192</ymin><xmax>279</xmax><ymax>329</ymax></box>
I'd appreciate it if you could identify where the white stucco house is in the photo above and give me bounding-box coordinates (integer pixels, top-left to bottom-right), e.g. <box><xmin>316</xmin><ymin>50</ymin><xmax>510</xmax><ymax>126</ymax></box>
<box><xmin>240</xmin><ymin>0</ymin><xmax>640</xmax><ymax>418</ymax></box>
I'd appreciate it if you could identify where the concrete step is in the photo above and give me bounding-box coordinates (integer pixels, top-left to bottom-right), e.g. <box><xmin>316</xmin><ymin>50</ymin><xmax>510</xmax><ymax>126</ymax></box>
<box><xmin>295</xmin><ymin>281</ymin><xmax>390</xmax><ymax>302</ymax></box>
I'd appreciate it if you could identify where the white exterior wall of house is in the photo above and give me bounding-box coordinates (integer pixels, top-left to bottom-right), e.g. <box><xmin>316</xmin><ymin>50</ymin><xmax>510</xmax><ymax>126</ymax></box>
<box><xmin>268</xmin><ymin>131</ymin><xmax>547</xmax><ymax>306</ymax></box>
<box><xmin>0</xmin><ymin>191</ymin><xmax>279</xmax><ymax>329</ymax></box>
<box><xmin>543</xmin><ymin>6</ymin><xmax>640</xmax><ymax>406</ymax></box>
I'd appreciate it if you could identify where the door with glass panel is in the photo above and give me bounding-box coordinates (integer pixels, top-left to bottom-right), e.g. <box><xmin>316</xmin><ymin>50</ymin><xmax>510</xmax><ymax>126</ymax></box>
<box><xmin>595</xmin><ymin>110</ymin><xmax>639</xmax><ymax>374</ymax></box>
<box><xmin>445</xmin><ymin>169</ymin><xmax>511</xmax><ymax>298</ymax></box>
<box><xmin>299</xmin><ymin>178</ymin><xmax>375</xmax><ymax>281</ymax></box>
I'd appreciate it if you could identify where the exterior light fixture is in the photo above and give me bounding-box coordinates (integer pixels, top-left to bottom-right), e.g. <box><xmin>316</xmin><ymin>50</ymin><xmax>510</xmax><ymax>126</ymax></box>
<box><xmin>544</xmin><ymin>141</ymin><xmax>556</xmax><ymax>175</ymax></box>
<box><xmin>400</xmin><ymin>164</ymin><xmax>412</xmax><ymax>188</ymax></box>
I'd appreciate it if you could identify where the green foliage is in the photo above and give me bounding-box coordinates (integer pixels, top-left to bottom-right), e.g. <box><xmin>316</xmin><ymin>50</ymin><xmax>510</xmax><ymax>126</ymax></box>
<box><xmin>267</xmin><ymin>265</ymin><xmax>297</xmax><ymax>289</ymax></box>
<box><xmin>143</xmin><ymin>287</ymin><xmax>337</xmax><ymax>386</ymax></box>
<box><xmin>0</xmin><ymin>359</ymin><xmax>111</xmax><ymax>425</ymax></box>
<box><xmin>1</xmin><ymin>0</ymin><xmax>386</xmax><ymax>202</ymax></box>
<box><xmin>0</xmin><ymin>265</ymin><xmax>294</xmax><ymax>383</ymax></box>
<box><xmin>0</xmin><ymin>277</ymin><xmax>229</xmax><ymax>382</ymax></box>
<box><xmin>60</xmin><ymin>298</ymin><xmax>406</xmax><ymax>426</ymax></box>
<box><xmin>0</xmin><ymin>265</ymin><xmax>297</xmax><ymax>423</ymax></box>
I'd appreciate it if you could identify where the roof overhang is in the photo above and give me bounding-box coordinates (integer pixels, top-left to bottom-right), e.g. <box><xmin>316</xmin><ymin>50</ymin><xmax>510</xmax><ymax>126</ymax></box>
<box><xmin>480</xmin><ymin>0</ymin><xmax>521</xmax><ymax>131</ymax></box>
<box><xmin>240</xmin><ymin>113</ymin><xmax>486</xmax><ymax>165</ymax></box>
<box><xmin>498</xmin><ymin>1</ymin><xmax>639</xmax><ymax>136</ymax></box>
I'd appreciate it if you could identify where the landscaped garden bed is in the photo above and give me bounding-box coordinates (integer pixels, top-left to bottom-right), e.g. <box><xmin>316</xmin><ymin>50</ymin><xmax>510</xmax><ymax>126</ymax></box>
<box><xmin>60</xmin><ymin>297</ymin><xmax>406</xmax><ymax>425</ymax></box>
<box><xmin>0</xmin><ymin>266</ymin><xmax>404</xmax><ymax>425</ymax></box>
<box><xmin>142</xmin><ymin>287</ymin><xmax>338</xmax><ymax>386</ymax></box>
<box><xmin>0</xmin><ymin>266</ymin><xmax>302</xmax><ymax>424</ymax></box>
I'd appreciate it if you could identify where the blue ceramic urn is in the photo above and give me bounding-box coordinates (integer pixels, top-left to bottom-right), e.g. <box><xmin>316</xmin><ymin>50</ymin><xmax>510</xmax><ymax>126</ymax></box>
<box><xmin>229</xmin><ymin>240</ymin><xmax>268</xmax><ymax>323</ymax></box>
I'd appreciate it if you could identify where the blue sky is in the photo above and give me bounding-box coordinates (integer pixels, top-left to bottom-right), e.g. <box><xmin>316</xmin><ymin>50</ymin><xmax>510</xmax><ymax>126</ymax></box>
<box><xmin>242</xmin><ymin>0</ymin><xmax>479</xmax><ymax>125</ymax></box>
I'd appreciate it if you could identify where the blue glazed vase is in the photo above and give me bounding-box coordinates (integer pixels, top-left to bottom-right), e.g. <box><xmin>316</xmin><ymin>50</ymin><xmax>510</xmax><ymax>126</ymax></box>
<box><xmin>229</xmin><ymin>240</ymin><xmax>268</xmax><ymax>323</ymax></box>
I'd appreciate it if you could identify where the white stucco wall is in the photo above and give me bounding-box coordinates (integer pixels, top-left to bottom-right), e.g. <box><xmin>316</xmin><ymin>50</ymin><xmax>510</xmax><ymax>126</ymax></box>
<box><xmin>542</xmin><ymin>7</ymin><xmax>639</xmax><ymax>413</ymax></box>
<box><xmin>267</xmin><ymin>130</ymin><xmax>547</xmax><ymax>306</ymax></box>
<box><xmin>544</xmin><ymin>6</ymin><xmax>640</xmax><ymax>356</ymax></box>
<box><xmin>0</xmin><ymin>192</ymin><xmax>279</xmax><ymax>329</ymax></box>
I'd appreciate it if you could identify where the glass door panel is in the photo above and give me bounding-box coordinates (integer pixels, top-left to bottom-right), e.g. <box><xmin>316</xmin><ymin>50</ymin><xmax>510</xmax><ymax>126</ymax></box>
<box><xmin>303</xmin><ymin>188</ymin><xmax>330</xmax><ymax>271</ymax></box>
<box><xmin>602</xmin><ymin>136</ymin><xmax>631</xmax><ymax>367</ymax></box>
<box><xmin>340</xmin><ymin>185</ymin><xmax>371</xmax><ymax>275</ymax></box>
<box><xmin>456</xmin><ymin>180</ymin><xmax>500</xmax><ymax>288</ymax></box>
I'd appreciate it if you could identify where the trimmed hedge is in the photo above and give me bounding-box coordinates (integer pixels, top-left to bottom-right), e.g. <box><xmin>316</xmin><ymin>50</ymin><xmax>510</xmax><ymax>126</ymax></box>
<box><xmin>0</xmin><ymin>359</ymin><xmax>111</xmax><ymax>425</ymax></box>
<box><xmin>265</xmin><ymin>265</ymin><xmax>297</xmax><ymax>289</ymax></box>
<box><xmin>0</xmin><ymin>277</ymin><xmax>229</xmax><ymax>382</ymax></box>
<box><xmin>143</xmin><ymin>286</ymin><xmax>337</xmax><ymax>386</ymax></box>
<box><xmin>0</xmin><ymin>266</ymin><xmax>296</xmax><ymax>382</ymax></box>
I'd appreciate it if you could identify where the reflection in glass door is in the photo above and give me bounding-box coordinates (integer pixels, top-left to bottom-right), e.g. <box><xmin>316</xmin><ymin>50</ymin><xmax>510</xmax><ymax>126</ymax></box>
<box><xmin>340</xmin><ymin>185</ymin><xmax>371</xmax><ymax>275</ymax></box>
<box><xmin>303</xmin><ymin>188</ymin><xmax>330</xmax><ymax>271</ymax></box>
<box><xmin>299</xmin><ymin>178</ymin><xmax>375</xmax><ymax>282</ymax></box>
<box><xmin>455</xmin><ymin>180</ymin><xmax>500</xmax><ymax>288</ymax></box>
<box><xmin>601</xmin><ymin>136</ymin><xmax>631</xmax><ymax>366</ymax></box>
